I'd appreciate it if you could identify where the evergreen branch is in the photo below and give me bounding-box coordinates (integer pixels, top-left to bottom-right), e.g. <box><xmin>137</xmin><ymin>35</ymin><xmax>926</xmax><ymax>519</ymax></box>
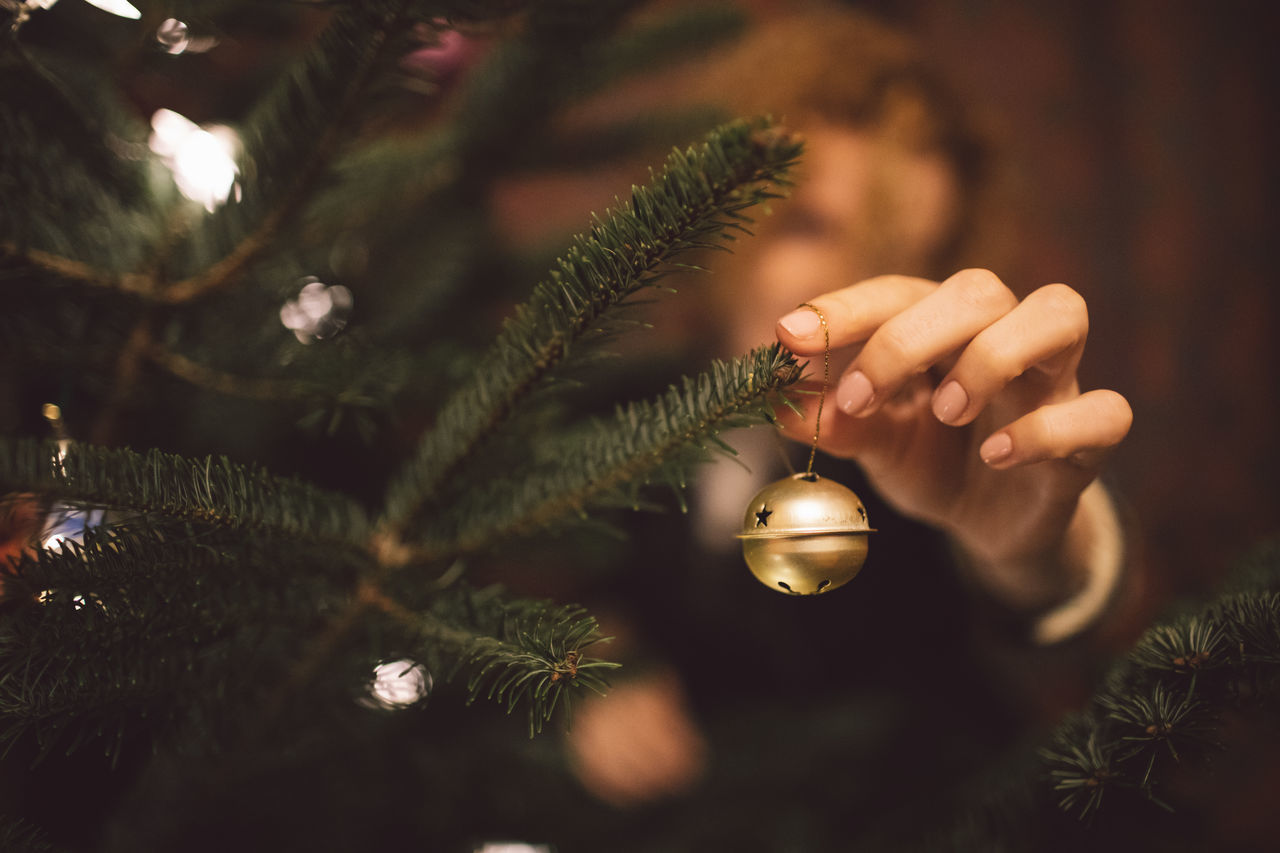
<box><xmin>0</xmin><ymin>438</ymin><xmax>371</xmax><ymax>549</ymax></box>
<box><xmin>418</xmin><ymin>343</ymin><xmax>801</xmax><ymax>560</ymax></box>
<box><xmin>0</xmin><ymin>42</ymin><xmax>157</xmax><ymax>277</ymax></box>
<box><xmin>1214</xmin><ymin>589</ymin><xmax>1280</xmax><ymax>665</ymax></box>
<box><xmin>0</xmin><ymin>526</ymin><xmax>235</xmax><ymax>762</ymax></box>
<box><xmin>147</xmin><ymin>343</ymin><xmax>301</xmax><ymax>401</ymax></box>
<box><xmin>0</xmin><ymin>242</ymin><xmax>154</xmax><ymax>297</ymax></box>
<box><xmin>446</xmin><ymin>0</ymin><xmax>643</xmax><ymax>170</ymax></box>
<box><xmin>157</xmin><ymin>2</ymin><xmax>417</xmax><ymax>304</ymax></box>
<box><xmin>1041</xmin><ymin>721</ymin><xmax>1124</xmax><ymax>823</ymax></box>
<box><xmin>0</xmin><ymin>523</ymin><xmax>359</xmax><ymax>763</ymax></box>
<box><xmin>1127</xmin><ymin>614</ymin><xmax>1230</xmax><ymax>677</ymax></box>
<box><xmin>0</xmin><ymin>815</ymin><xmax>59</xmax><ymax>853</ymax></box>
<box><xmin>586</xmin><ymin>2</ymin><xmax>746</xmax><ymax>95</ymax></box>
<box><xmin>409</xmin><ymin>585</ymin><xmax>618</xmax><ymax>736</ymax></box>
<box><xmin>303</xmin><ymin>581</ymin><xmax>616</xmax><ymax>735</ymax></box>
<box><xmin>306</xmin><ymin>0</ymin><xmax>638</xmax><ymax>257</ymax></box>
<box><xmin>382</xmin><ymin>118</ymin><xmax>802</xmax><ymax>536</ymax></box>
<box><xmin>1040</xmin><ymin>540</ymin><xmax>1280</xmax><ymax>822</ymax></box>
<box><xmin>1100</xmin><ymin>681</ymin><xmax>1218</xmax><ymax>789</ymax></box>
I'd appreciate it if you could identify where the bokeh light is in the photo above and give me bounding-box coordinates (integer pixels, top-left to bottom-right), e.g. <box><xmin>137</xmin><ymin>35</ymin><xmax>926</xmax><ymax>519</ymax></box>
<box><xmin>84</xmin><ymin>0</ymin><xmax>139</xmax><ymax>18</ymax></box>
<box><xmin>156</xmin><ymin>18</ymin><xmax>190</xmax><ymax>54</ymax></box>
<box><xmin>40</xmin><ymin>504</ymin><xmax>105</xmax><ymax>554</ymax></box>
<box><xmin>279</xmin><ymin>277</ymin><xmax>353</xmax><ymax>344</ymax></box>
<box><xmin>365</xmin><ymin>659</ymin><xmax>431</xmax><ymax>709</ymax></box>
<box><xmin>149</xmin><ymin>109</ymin><xmax>240</xmax><ymax>212</ymax></box>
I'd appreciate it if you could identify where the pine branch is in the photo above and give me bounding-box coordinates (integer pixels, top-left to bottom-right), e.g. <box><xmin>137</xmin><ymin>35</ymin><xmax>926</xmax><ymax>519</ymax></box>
<box><xmin>409</xmin><ymin>584</ymin><xmax>618</xmax><ymax>736</ymax></box>
<box><xmin>446</xmin><ymin>0</ymin><xmax>643</xmax><ymax>172</ymax></box>
<box><xmin>382</xmin><ymin>118</ymin><xmax>802</xmax><ymax>537</ymax></box>
<box><xmin>0</xmin><ymin>815</ymin><xmax>59</xmax><ymax>853</ymax></box>
<box><xmin>0</xmin><ymin>439</ymin><xmax>371</xmax><ymax>550</ymax></box>
<box><xmin>416</xmin><ymin>343</ymin><xmax>800</xmax><ymax>561</ymax></box>
<box><xmin>0</xmin><ymin>533</ymin><xmax>206</xmax><ymax>762</ymax></box>
<box><xmin>309</xmin><ymin>3</ymin><xmax>741</xmax><ymax>208</ymax></box>
<box><xmin>147</xmin><ymin>344</ymin><xmax>299</xmax><ymax>401</ymax></box>
<box><xmin>0</xmin><ymin>522</ymin><xmax>362</xmax><ymax>763</ymax></box>
<box><xmin>157</xmin><ymin>2</ymin><xmax>420</xmax><ymax>304</ymax></box>
<box><xmin>586</xmin><ymin>2</ymin><xmax>746</xmax><ymax>96</ymax></box>
<box><xmin>1040</xmin><ymin>539</ymin><xmax>1280</xmax><ymax>822</ymax></box>
<box><xmin>1215</xmin><ymin>589</ymin><xmax>1280</xmax><ymax>665</ymax></box>
<box><xmin>0</xmin><ymin>243</ymin><xmax>153</xmax><ymax>297</ymax></box>
<box><xmin>1040</xmin><ymin>720</ymin><xmax>1123</xmax><ymax>825</ymax></box>
<box><xmin>0</xmin><ymin>43</ymin><xmax>156</xmax><ymax>282</ymax></box>
<box><xmin>3</xmin><ymin>3</ymin><xmax>425</xmax><ymax>302</ymax></box>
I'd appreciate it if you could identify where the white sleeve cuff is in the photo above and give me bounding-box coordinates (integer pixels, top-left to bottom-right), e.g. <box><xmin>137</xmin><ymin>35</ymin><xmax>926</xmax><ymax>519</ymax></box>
<box><xmin>1029</xmin><ymin>480</ymin><xmax>1126</xmax><ymax>645</ymax></box>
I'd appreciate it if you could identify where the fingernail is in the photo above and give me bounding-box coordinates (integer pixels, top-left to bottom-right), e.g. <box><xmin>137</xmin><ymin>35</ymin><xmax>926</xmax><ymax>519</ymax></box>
<box><xmin>836</xmin><ymin>370</ymin><xmax>874</xmax><ymax>415</ymax></box>
<box><xmin>980</xmin><ymin>432</ymin><xmax>1014</xmax><ymax>466</ymax></box>
<box><xmin>778</xmin><ymin>309</ymin><xmax>821</xmax><ymax>338</ymax></box>
<box><xmin>932</xmin><ymin>381</ymin><xmax>969</xmax><ymax>424</ymax></box>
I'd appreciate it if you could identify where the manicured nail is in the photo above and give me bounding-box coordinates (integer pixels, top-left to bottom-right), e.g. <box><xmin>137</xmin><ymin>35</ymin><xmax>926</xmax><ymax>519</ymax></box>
<box><xmin>778</xmin><ymin>309</ymin><xmax>821</xmax><ymax>339</ymax></box>
<box><xmin>980</xmin><ymin>432</ymin><xmax>1014</xmax><ymax>465</ymax></box>
<box><xmin>836</xmin><ymin>370</ymin><xmax>874</xmax><ymax>415</ymax></box>
<box><xmin>932</xmin><ymin>381</ymin><xmax>969</xmax><ymax>424</ymax></box>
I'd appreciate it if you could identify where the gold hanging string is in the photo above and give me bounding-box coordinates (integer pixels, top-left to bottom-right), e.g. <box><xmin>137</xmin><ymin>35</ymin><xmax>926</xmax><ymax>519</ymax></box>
<box><xmin>796</xmin><ymin>303</ymin><xmax>829</xmax><ymax>478</ymax></box>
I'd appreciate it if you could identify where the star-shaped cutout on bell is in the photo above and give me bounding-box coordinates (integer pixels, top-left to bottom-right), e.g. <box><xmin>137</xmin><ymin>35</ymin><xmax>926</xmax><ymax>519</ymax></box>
<box><xmin>754</xmin><ymin>506</ymin><xmax>773</xmax><ymax>528</ymax></box>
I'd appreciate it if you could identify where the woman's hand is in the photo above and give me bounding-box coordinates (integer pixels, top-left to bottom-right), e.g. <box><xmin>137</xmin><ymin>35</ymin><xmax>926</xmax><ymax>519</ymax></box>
<box><xmin>774</xmin><ymin>269</ymin><xmax>1132</xmax><ymax>617</ymax></box>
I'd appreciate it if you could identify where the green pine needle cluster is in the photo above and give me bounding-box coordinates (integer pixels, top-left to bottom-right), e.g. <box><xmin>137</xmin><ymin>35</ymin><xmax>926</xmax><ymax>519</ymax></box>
<box><xmin>0</xmin><ymin>439</ymin><xmax>371</xmax><ymax>548</ymax></box>
<box><xmin>416</xmin><ymin>586</ymin><xmax>619</xmax><ymax>736</ymax></box>
<box><xmin>419</xmin><ymin>343</ymin><xmax>801</xmax><ymax>560</ymax></box>
<box><xmin>1041</xmin><ymin>540</ymin><xmax>1280</xmax><ymax>821</ymax></box>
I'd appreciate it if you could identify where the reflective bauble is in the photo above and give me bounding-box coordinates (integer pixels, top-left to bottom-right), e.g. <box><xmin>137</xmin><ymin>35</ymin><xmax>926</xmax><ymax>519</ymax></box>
<box><xmin>737</xmin><ymin>473</ymin><xmax>872</xmax><ymax>595</ymax></box>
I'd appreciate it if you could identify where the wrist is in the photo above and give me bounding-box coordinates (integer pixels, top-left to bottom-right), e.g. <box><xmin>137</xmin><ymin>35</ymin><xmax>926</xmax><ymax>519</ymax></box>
<box><xmin>956</xmin><ymin>479</ymin><xmax>1126</xmax><ymax>643</ymax></box>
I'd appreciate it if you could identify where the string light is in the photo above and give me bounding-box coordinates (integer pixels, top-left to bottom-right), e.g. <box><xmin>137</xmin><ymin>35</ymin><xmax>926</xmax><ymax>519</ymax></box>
<box><xmin>363</xmin><ymin>659</ymin><xmax>431</xmax><ymax>709</ymax></box>
<box><xmin>5</xmin><ymin>0</ymin><xmax>138</xmax><ymax>31</ymax></box>
<box><xmin>36</xmin><ymin>590</ymin><xmax>105</xmax><ymax>612</ymax></box>
<box><xmin>40</xmin><ymin>504</ymin><xmax>106</xmax><ymax>553</ymax></box>
<box><xmin>83</xmin><ymin>0</ymin><xmax>138</xmax><ymax>17</ymax></box>
<box><xmin>156</xmin><ymin>17</ymin><xmax>190</xmax><ymax>54</ymax></box>
<box><xmin>149</xmin><ymin>109</ymin><xmax>240</xmax><ymax>212</ymax></box>
<box><xmin>280</xmin><ymin>277</ymin><xmax>353</xmax><ymax>344</ymax></box>
<box><xmin>42</xmin><ymin>402</ymin><xmax>70</xmax><ymax>463</ymax></box>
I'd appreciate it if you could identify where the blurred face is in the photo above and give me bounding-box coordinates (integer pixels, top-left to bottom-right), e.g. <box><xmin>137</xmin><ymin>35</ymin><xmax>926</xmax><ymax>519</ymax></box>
<box><xmin>715</xmin><ymin>122</ymin><xmax>960</xmax><ymax>356</ymax></box>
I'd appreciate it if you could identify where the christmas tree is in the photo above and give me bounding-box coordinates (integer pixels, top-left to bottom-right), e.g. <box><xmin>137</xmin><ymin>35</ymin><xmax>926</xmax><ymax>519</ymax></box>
<box><xmin>2</xmin><ymin>2</ymin><xmax>1279</xmax><ymax>851</ymax></box>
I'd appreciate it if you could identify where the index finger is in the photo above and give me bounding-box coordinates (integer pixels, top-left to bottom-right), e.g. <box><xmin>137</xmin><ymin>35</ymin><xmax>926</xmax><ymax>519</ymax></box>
<box><xmin>775</xmin><ymin>274</ymin><xmax>938</xmax><ymax>355</ymax></box>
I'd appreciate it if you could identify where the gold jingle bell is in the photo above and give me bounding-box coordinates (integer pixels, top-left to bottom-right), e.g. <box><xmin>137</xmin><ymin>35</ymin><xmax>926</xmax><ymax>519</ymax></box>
<box><xmin>737</xmin><ymin>473</ymin><xmax>873</xmax><ymax>595</ymax></box>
